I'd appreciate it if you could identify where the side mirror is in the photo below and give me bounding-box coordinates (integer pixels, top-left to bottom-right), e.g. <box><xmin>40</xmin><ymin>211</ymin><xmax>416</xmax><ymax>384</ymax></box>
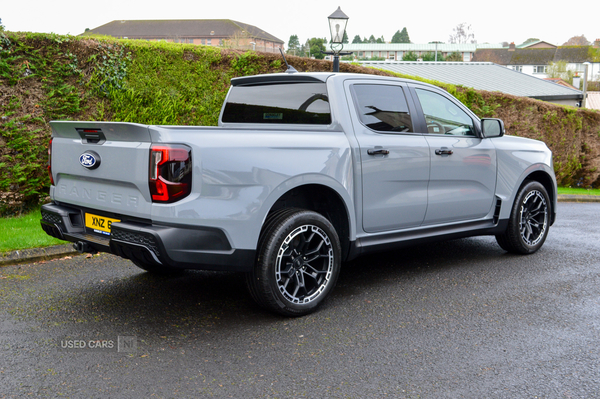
<box><xmin>481</xmin><ymin>118</ymin><xmax>505</xmax><ymax>138</ymax></box>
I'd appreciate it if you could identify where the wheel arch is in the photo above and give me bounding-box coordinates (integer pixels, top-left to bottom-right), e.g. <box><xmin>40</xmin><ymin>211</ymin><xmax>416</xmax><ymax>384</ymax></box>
<box><xmin>264</xmin><ymin>183</ymin><xmax>353</xmax><ymax>261</ymax></box>
<box><xmin>522</xmin><ymin>170</ymin><xmax>557</xmax><ymax>225</ymax></box>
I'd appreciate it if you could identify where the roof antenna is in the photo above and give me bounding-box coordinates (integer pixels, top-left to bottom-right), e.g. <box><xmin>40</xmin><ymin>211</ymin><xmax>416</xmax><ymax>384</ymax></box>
<box><xmin>279</xmin><ymin>48</ymin><xmax>298</xmax><ymax>73</ymax></box>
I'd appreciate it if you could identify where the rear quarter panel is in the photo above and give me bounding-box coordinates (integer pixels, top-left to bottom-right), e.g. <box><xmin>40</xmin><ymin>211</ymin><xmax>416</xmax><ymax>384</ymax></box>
<box><xmin>148</xmin><ymin>125</ymin><xmax>354</xmax><ymax>250</ymax></box>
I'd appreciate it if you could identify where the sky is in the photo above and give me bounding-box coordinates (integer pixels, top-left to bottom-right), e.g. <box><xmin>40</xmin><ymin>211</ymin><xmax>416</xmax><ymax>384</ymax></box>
<box><xmin>2</xmin><ymin>0</ymin><xmax>599</xmax><ymax>47</ymax></box>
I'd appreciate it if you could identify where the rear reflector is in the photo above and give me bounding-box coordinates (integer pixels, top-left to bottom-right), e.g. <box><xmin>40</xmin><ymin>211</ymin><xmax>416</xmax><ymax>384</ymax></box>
<box><xmin>48</xmin><ymin>138</ymin><xmax>54</xmax><ymax>186</ymax></box>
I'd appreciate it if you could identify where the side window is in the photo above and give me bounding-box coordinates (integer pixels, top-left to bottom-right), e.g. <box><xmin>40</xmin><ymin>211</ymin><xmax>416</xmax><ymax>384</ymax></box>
<box><xmin>352</xmin><ymin>84</ymin><xmax>413</xmax><ymax>133</ymax></box>
<box><xmin>222</xmin><ymin>83</ymin><xmax>331</xmax><ymax>125</ymax></box>
<box><xmin>415</xmin><ymin>89</ymin><xmax>475</xmax><ymax>136</ymax></box>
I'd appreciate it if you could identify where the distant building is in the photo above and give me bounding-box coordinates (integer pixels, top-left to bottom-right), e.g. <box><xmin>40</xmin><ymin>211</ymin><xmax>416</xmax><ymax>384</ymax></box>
<box><xmin>358</xmin><ymin>61</ymin><xmax>585</xmax><ymax>107</ymax></box>
<box><xmin>587</xmin><ymin>92</ymin><xmax>600</xmax><ymax>110</ymax></box>
<box><xmin>514</xmin><ymin>40</ymin><xmax>557</xmax><ymax>49</ymax></box>
<box><xmin>473</xmin><ymin>41</ymin><xmax>600</xmax><ymax>81</ymax></box>
<box><xmin>82</xmin><ymin>19</ymin><xmax>284</xmax><ymax>53</ymax></box>
<box><xmin>342</xmin><ymin>43</ymin><xmax>504</xmax><ymax>62</ymax></box>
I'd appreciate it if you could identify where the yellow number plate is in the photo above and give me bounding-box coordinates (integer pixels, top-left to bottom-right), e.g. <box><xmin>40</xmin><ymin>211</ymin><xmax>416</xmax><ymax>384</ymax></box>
<box><xmin>85</xmin><ymin>213</ymin><xmax>120</xmax><ymax>236</ymax></box>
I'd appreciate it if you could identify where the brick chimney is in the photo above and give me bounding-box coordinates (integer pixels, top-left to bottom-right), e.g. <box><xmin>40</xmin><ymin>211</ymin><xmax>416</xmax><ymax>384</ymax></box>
<box><xmin>594</xmin><ymin>38</ymin><xmax>600</xmax><ymax>48</ymax></box>
<box><xmin>508</xmin><ymin>42</ymin><xmax>516</xmax><ymax>51</ymax></box>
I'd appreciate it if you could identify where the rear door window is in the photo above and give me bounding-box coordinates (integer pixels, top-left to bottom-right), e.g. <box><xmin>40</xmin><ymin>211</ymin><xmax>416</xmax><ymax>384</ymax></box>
<box><xmin>351</xmin><ymin>84</ymin><xmax>414</xmax><ymax>133</ymax></box>
<box><xmin>222</xmin><ymin>83</ymin><xmax>331</xmax><ymax>124</ymax></box>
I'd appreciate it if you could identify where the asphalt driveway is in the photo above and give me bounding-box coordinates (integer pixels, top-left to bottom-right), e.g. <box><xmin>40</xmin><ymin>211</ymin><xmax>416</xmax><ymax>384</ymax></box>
<box><xmin>1</xmin><ymin>202</ymin><xmax>599</xmax><ymax>398</ymax></box>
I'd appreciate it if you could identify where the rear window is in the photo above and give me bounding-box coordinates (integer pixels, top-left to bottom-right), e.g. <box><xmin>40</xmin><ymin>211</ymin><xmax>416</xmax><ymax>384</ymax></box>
<box><xmin>351</xmin><ymin>84</ymin><xmax>413</xmax><ymax>133</ymax></box>
<box><xmin>222</xmin><ymin>83</ymin><xmax>331</xmax><ymax>125</ymax></box>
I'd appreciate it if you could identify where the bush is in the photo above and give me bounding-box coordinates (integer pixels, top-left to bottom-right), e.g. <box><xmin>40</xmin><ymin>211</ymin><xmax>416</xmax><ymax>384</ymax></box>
<box><xmin>1</xmin><ymin>32</ymin><xmax>600</xmax><ymax>214</ymax></box>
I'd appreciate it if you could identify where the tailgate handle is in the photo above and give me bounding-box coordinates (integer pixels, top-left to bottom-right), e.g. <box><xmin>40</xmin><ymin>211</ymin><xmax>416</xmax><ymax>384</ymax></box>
<box><xmin>77</xmin><ymin>128</ymin><xmax>106</xmax><ymax>145</ymax></box>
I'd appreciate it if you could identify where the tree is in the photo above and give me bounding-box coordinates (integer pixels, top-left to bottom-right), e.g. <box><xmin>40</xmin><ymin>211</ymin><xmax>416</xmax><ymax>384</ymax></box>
<box><xmin>288</xmin><ymin>34</ymin><xmax>300</xmax><ymax>54</ymax></box>
<box><xmin>563</xmin><ymin>35</ymin><xmax>590</xmax><ymax>46</ymax></box>
<box><xmin>368</xmin><ymin>35</ymin><xmax>376</xmax><ymax>44</ymax></box>
<box><xmin>352</xmin><ymin>35</ymin><xmax>362</xmax><ymax>44</ymax></box>
<box><xmin>342</xmin><ymin>31</ymin><xmax>349</xmax><ymax>44</ymax></box>
<box><xmin>391</xmin><ymin>27</ymin><xmax>411</xmax><ymax>43</ymax></box>
<box><xmin>521</xmin><ymin>38</ymin><xmax>540</xmax><ymax>46</ymax></box>
<box><xmin>376</xmin><ymin>35</ymin><xmax>385</xmax><ymax>44</ymax></box>
<box><xmin>402</xmin><ymin>51</ymin><xmax>418</xmax><ymax>61</ymax></box>
<box><xmin>223</xmin><ymin>30</ymin><xmax>249</xmax><ymax>50</ymax></box>
<box><xmin>305</xmin><ymin>38</ymin><xmax>327</xmax><ymax>59</ymax></box>
<box><xmin>546</xmin><ymin>61</ymin><xmax>576</xmax><ymax>85</ymax></box>
<box><xmin>446</xmin><ymin>51</ymin><xmax>463</xmax><ymax>61</ymax></box>
<box><xmin>421</xmin><ymin>52</ymin><xmax>445</xmax><ymax>62</ymax></box>
<box><xmin>449</xmin><ymin>22</ymin><xmax>476</xmax><ymax>44</ymax></box>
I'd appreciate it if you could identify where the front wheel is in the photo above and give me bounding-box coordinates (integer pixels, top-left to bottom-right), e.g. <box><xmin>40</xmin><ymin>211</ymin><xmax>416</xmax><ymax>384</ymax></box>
<box><xmin>496</xmin><ymin>181</ymin><xmax>550</xmax><ymax>254</ymax></box>
<box><xmin>246</xmin><ymin>209</ymin><xmax>341</xmax><ymax>317</ymax></box>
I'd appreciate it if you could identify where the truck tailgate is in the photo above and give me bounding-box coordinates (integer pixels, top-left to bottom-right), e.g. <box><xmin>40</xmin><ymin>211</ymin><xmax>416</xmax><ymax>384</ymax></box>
<box><xmin>49</xmin><ymin>121</ymin><xmax>153</xmax><ymax>218</ymax></box>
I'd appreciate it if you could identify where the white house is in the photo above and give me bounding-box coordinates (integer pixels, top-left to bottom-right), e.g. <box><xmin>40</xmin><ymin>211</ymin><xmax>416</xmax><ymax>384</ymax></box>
<box><xmin>473</xmin><ymin>40</ymin><xmax>600</xmax><ymax>83</ymax></box>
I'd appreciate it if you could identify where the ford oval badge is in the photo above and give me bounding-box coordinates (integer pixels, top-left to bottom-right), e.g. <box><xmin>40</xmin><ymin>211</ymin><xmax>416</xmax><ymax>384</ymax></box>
<box><xmin>79</xmin><ymin>151</ymin><xmax>101</xmax><ymax>170</ymax></box>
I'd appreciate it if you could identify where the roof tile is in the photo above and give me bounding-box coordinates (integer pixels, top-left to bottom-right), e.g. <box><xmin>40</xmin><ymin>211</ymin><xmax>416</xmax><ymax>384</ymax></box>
<box><xmin>83</xmin><ymin>19</ymin><xmax>283</xmax><ymax>44</ymax></box>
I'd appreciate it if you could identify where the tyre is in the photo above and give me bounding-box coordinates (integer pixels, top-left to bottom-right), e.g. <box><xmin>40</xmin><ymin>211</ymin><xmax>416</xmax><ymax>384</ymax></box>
<box><xmin>131</xmin><ymin>259</ymin><xmax>183</xmax><ymax>275</ymax></box>
<box><xmin>496</xmin><ymin>180</ymin><xmax>550</xmax><ymax>254</ymax></box>
<box><xmin>246</xmin><ymin>209</ymin><xmax>341</xmax><ymax>317</ymax></box>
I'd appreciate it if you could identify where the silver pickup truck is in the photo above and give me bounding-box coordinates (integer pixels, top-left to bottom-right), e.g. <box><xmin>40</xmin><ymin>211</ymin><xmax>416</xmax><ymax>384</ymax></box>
<box><xmin>41</xmin><ymin>71</ymin><xmax>557</xmax><ymax>316</ymax></box>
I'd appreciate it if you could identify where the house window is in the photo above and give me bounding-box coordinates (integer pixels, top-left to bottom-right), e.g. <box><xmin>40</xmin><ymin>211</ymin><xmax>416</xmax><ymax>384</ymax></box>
<box><xmin>534</xmin><ymin>65</ymin><xmax>547</xmax><ymax>74</ymax></box>
<box><xmin>201</xmin><ymin>39</ymin><xmax>205</xmax><ymax>45</ymax></box>
<box><xmin>207</xmin><ymin>39</ymin><xmax>211</xmax><ymax>46</ymax></box>
<box><xmin>512</xmin><ymin>65</ymin><xmax>523</xmax><ymax>72</ymax></box>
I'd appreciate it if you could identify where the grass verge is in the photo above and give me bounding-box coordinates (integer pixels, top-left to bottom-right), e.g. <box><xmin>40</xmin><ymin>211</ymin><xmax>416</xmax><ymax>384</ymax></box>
<box><xmin>557</xmin><ymin>187</ymin><xmax>600</xmax><ymax>196</ymax></box>
<box><xmin>0</xmin><ymin>207</ymin><xmax>66</xmax><ymax>252</ymax></box>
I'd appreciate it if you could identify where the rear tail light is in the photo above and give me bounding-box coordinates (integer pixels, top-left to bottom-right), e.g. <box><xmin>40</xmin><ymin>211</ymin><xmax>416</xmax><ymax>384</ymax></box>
<box><xmin>149</xmin><ymin>144</ymin><xmax>192</xmax><ymax>203</ymax></box>
<box><xmin>48</xmin><ymin>138</ymin><xmax>54</xmax><ymax>185</ymax></box>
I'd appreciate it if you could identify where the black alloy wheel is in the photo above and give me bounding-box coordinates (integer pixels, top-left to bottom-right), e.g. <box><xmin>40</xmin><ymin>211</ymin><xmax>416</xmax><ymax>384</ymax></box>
<box><xmin>496</xmin><ymin>180</ymin><xmax>550</xmax><ymax>254</ymax></box>
<box><xmin>247</xmin><ymin>209</ymin><xmax>341</xmax><ymax>316</ymax></box>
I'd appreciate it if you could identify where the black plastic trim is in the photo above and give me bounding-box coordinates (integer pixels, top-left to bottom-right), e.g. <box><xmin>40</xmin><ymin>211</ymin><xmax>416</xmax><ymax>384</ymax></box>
<box><xmin>347</xmin><ymin>219</ymin><xmax>509</xmax><ymax>259</ymax></box>
<box><xmin>530</xmin><ymin>94</ymin><xmax>583</xmax><ymax>101</ymax></box>
<box><xmin>231</xmin><ymin>73</ymin><xmax>331</xmax><ymax>86</ymax></box>
<box><xmin>40</xmin><ymin>203</ymin><xmax>255</xmax><ymax>272</ymax></box>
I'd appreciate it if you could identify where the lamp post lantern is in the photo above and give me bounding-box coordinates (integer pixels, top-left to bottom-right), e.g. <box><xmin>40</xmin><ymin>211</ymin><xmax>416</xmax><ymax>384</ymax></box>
<box><xmin>326</xmin><ymin>7</ymin><xmax>351</xmax><ymax>72</ymax></box>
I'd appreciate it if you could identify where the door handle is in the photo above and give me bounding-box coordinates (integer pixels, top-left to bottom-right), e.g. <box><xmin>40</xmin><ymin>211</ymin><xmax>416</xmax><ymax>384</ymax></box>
<box><xmin>435</xmin><ymin>148</ymin><xmax>453</xmax><ymax>156</ymax></box>
<box><xmin>367</xmin><ymin>148</ymin><xmax>390</xmax><ymax>155</ymax></box>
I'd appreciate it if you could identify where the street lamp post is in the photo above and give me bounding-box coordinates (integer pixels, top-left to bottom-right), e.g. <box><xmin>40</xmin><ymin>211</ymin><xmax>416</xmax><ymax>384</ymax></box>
<box><xmin>582</xmin><ymin>62</ymin><xmax>590</xmax><ymax>108</ymax></box>
<box><xmin>325</xmin><ymin>7</ymin><xmax>351</xmax><ymax>72</ymax></box>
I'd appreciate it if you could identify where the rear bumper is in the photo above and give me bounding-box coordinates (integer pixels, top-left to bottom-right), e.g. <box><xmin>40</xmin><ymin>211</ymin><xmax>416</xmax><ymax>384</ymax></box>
<box><xmin>40</xmin><ymin>203</ymin><xmax>255</xmax><ymax>272</ymax></box>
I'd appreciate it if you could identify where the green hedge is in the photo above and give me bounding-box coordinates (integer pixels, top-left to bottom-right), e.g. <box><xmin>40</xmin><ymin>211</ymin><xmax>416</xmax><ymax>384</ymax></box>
<box><xmin>1</xmin><ymin>32</ymin><xmax>600</xmax><ymax>215</ymax></box>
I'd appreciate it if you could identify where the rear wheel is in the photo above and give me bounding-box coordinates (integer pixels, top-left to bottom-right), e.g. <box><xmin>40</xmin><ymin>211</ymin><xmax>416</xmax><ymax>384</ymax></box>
<box><xmin>246</xmin><ymin>209</ymin><xmax>341</xmax><ymax>317</ymax></box>
<box><xmin>496</xmin><ymin>181</ymin><xmax>550</xmax><ymax>254</ymax></box>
